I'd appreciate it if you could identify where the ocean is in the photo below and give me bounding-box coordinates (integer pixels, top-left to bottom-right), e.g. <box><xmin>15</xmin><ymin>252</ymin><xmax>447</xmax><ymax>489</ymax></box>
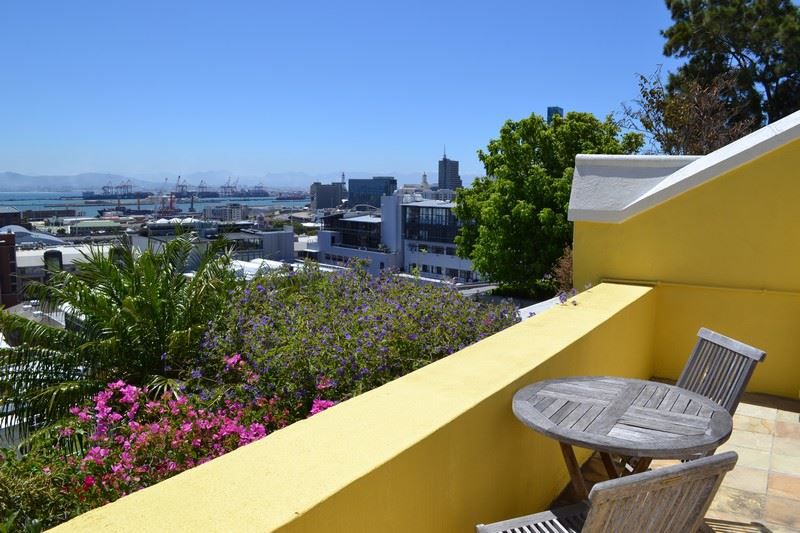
<box><xmin>0</xmin><ymin>192</ymin><xmax>309</xmax><ymax>218</ymax></box>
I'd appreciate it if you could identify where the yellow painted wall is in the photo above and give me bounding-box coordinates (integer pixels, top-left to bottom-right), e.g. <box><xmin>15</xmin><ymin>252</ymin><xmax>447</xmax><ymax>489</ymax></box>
<box><xmin>653</xmin><ymin>285</ymin><xmax>800</xmax><ymax>399</ymax></box>
<box><xmin>573</xmin><ymin>139</ymin><xmax>800</xmax><ymax>399</ymax></box>
<box><xmin>52</xmin><ymin>284</ymin><xmax>656</xmax><ymax>532</ymax></box>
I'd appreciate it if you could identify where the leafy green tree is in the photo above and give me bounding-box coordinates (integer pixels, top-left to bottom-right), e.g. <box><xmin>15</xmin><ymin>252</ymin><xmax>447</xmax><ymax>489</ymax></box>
<box><xmin>0</xmin><ymin>236</ymin><xmax>236</xmax><ymax>441</ymax></box>
<box><xmin>663</xmin><ymin>0</ymin><xmax>800</xmax><ymax>124</ymax></box>
<box><xmin>455</xmin><ymin>112</ymin><xmax>643</xmax><ymax>296</ymax></box>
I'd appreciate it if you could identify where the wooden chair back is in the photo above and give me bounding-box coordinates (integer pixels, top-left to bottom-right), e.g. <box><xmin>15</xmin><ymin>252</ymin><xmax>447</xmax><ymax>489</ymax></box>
<box><xmin>676</xmin><ymin>328</ymin><xmax>766</xmax><ymax>415</ymax></box>
<box><xmin>582</xmin><ymin>451</ymin><xmax>738</xmax><ymax>532</ymax></box>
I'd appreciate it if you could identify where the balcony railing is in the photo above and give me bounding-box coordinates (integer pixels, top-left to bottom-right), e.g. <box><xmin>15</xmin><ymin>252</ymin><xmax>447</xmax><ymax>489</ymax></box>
<box><xmin>52</xmin><ymin>282</ymin><xmax>798</xmax><ymax>532</ymax></box>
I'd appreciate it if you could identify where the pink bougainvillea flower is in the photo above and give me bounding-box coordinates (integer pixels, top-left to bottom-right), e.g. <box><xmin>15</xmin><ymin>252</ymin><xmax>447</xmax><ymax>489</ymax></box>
<box><xmin>309</xmin><ymin>399</ymin><xmax>336</xmax><ymax>416</ymax></box>
<box><xmin>224</xmin><ymin>353</ymin><xmax>242</xmax><ymax>369</ymax></box>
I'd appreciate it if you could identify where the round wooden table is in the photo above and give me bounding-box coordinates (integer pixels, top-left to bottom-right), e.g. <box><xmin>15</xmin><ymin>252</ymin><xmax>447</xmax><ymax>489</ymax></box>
<box><xmin>512</xmin><ymin>376</ymin><xmax>733</xmax><ymax>499</ymax></box>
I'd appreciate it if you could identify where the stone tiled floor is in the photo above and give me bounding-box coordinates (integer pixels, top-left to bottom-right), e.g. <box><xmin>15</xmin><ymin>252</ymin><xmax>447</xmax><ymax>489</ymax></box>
<box><xmin>702</xmin><ymin>402</ymin><xmax>800</xmax><ymax>533</ymax></box>
<box><xmin>561</xmin><ymin>400</ymin><xmax>800</xmax><ymax>532</ymax></box>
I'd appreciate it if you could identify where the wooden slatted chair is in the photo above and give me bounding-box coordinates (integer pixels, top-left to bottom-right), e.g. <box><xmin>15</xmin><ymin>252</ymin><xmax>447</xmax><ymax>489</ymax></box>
<box><xmin>476</xmin><ymin>451</ymin><xmax>737</xmax><ymax>533</ymax></box>
<box><xmin>623</xmin><ymin>328</ymin><xmax>765</xmax><ymax>473</ymax></box>
<box><xmin>676</xmin><ymin>328</ymin><xmax>766</xmax><ymax>416</ymax></box>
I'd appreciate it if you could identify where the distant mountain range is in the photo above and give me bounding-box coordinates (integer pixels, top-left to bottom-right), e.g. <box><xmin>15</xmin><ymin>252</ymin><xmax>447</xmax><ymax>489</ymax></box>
<box><xmin>0</xmin><ymin>170</ymin><xmax>478</xmax><ymax>192</ymax></box>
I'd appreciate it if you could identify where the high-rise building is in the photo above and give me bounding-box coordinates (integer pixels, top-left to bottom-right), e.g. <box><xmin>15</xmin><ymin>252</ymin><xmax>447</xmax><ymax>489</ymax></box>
<box><xmin>547</xmin><ymin>106</ymin><xmax>564</xmax><ymax>124</ymax></box>
<box><xmin>348</xmin><ymin>176</ymin><xmax>397</xmax><ymax>209</ymax></box>
<box><xmin>438</xmin><ymin>152</ymin><xmax>462</xmax><ymax>190</ymax></box>
<box><xmin>310</xmin><ymin>181</ymin><xmax>346</xmax><ymax>210</ymax></box>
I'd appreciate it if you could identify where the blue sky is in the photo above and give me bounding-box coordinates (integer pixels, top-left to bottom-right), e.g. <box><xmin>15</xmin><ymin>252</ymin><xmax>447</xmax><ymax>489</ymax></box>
<box><xmin>0</xmin><ymin>1</ymin><xmax>682</xmax><ymax>182</ymax></box>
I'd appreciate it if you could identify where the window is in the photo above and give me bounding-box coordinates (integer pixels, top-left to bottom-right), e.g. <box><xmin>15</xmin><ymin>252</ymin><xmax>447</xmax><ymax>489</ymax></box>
<box><xmin>432</xmin><ymin>246</ymin><xmax>444</xmax><ymax>255</ymax></box>
<box><xmin>446</xmin><ymin>247</ymin><xmax>456</xmax><ymax>256</ymax></box>
<box><xmin>446</xmin><ymin>268</ymin><xmax>458</xmax><ymax>278</ymax></box>
<box><xmin>379</xmin><ymin>262</ymin><xmax>385</xmax><ymax>269</ymax></box>
<box><xmin>418</xmin><ymin>245</ymin><xmax>428</xmax><ymax>253</ymax></box>
<box><xmin>435</xmin><ymin>266</ymin><xmax>442</xmax><ymax>275</ymax></box>
<box><xmin>408</xmin><ymin>243</ymin><xmax>417</xmax><ymax>252</ymax></box>
<box><xmin>422</xmin><ymin>264</ymin><xmax>429</xmax><ymax>273</ymax></box>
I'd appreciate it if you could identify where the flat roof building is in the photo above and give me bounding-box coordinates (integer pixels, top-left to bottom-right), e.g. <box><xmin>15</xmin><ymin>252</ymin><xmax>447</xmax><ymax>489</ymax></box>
<box><xmin>348</xmin><ymin>177</ymin><xmax>397</xmax><ymax>210</ymax></box>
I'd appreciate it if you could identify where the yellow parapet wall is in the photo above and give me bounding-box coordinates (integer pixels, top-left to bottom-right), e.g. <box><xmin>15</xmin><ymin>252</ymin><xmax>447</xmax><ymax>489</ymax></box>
<box><xmin>52</xmin><ymin>283</ymin><xmax>655</xmax><ymax>532</ymax></box>
<box><xmin>653</xmin><ymin>284</ymin><xmax>800</xmax><ymax>399</ymax></box>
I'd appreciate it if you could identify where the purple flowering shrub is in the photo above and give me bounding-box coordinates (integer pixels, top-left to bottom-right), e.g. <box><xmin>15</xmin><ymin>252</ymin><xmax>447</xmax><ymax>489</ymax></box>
<box><xmin>0</xmin><ymin>265</ymin><xmax>517</xmax><ymax>529</ymax></box>
<box><xmin>195</xmin><ymin>265</ymin><xmax>519</xmax><ymax>424</ymax></box>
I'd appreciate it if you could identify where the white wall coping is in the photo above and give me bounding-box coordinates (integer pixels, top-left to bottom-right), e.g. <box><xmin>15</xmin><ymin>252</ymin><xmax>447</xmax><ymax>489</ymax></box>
<box><xmin>569</xmin><ymin>109</ymin><xmax>800</xmax><ymax>223</ymax></box>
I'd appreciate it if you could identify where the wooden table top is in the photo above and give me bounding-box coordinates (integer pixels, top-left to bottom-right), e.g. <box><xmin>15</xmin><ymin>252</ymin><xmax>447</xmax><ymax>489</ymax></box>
<box><xmin>513</xmin><ymin>377</ymin><xmax>733</xmax><ymax>458</ymax></box>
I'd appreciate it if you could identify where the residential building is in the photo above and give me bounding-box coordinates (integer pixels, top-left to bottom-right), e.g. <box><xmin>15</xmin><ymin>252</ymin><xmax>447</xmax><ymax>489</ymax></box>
<box><xmin>317</xmin><ymin>193</ymin><xmax>476</xmax><ymax>281</ymax></box>
<box><xmin>133</xmin><ymin>220</ymin><xmax>295</xmax><ymax>264</ymax></box>
<box><xmin>316</xmin><ymin>196</ymin><xmax>402</xmax><ymax>276</ymax></box>
<box><xmin>348</xmin><ymin>176</ymin><xmax>397</xmax><ymax>209</ymax></box>
<box><xmin>438</xmin><ymin>153</ymin><xmax>462</xmax><ymax>190</ymax></box>
<box><xmin>203</xmin><ymin>203</ymin><xmax>250</xmax><ymax>221</ymax></box>
<box><xmin>402</xmin><ymin>200</ymin><xmax>476</xmax><ymax>281</ymax></box>
<box><xmin>310</xmin><ymin>181</ymin><xmax>346</xmax><ymax>210</ymax></box>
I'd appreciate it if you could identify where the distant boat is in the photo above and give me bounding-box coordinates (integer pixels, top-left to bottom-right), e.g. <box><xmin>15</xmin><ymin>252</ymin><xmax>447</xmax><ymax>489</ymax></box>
<box><xmin>82</xmin><ymin>191</ymin><xmax>150</xmax><ymax>200</ymax></box>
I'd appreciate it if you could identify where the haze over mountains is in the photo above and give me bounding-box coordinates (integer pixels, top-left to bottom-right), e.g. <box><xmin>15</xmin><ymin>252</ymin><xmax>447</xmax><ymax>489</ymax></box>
<box><xmin>0</xmin><ymin>170</ymin><xmax>477</xmax><ymax>192</ymax></box>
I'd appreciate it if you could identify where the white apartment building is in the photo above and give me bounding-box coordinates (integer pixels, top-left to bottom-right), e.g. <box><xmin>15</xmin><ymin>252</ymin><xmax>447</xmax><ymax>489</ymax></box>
<box><xmin>316</xmin><ymin>193</ymin><xmax>478</xmax><ymax>282</ymax></box>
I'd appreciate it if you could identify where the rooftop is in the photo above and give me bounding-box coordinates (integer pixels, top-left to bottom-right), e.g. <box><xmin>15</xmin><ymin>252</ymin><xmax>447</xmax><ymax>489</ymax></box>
<box><xmin>72</xmin><ymin>220</ymin><xmax>121</xmax><ymax>228</ymax></box>
<box><xmin>15</xmin><ymin>244</ymin><xmax>111</xmax><ymax>268</ymax></box>
<box><xmin>403</xmin><ymin>199</ymin><xmax>456</xmax><ymax>208</ymax></box>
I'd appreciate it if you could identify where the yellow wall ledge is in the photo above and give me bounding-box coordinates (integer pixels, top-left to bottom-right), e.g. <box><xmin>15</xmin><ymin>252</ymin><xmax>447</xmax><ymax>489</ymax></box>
<box><xmin>52</xmin><ymin>283</ymin><xmax>656</xmax><ymax>532</ymax></box>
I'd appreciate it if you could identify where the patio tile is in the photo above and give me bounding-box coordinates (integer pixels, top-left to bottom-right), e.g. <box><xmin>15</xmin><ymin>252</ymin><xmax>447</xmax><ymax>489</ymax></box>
<box><xmin>736</xmin><ymin>403</ymin><xmax>778</xmax><ymax>421</ymax></box>
<box><xmin>721</xmin><ymin>466</ymin><xmax>768</xmax><ymax>494</ymax></box>
<box><xmin>733</xmin><ymin>414</ymin><xmax>776</xmax><ymax>435</ymax></box>
<box><xmin>762</xmin><ymin>523</ymin><xmax>800</xmax><ymax>533</ymax></box>
<box><xmin>774</xmin><ymin>420</ymin><xmax>800</xmax><ymax>439</ymax></box>
<box><xmin>774</xmin><ymin>410</ymin><xmax>799</xmax><ymax>423</ymax></box>
<box><xmin>767</xmin><ymin>472</ymin><xmax>800</xmax><ymax>501</ymax></box>
<box><xmin>704</xmin><ymin>517</ymin><xmax>772</xmax><ymax>532</ymax></box>
<box><xmin>708</xmin><ymin>486</ymin><xmax>766</xmax><ymax>521</ymax></box>
<box><xmin>726</xmin><ymin>429</ymin><xmax>774</xmax><ymax>451</ymax></box>
<box><xmin>769</xmin><ymin>452</ymin><xmax>800</xmax><ymax>476</ymax></box>
<box><xmin>764</xmin><ymin>495</ymin><xmax>800</xmax><ymax>529</ymax></box>
<box><xmin>772</xmin><ymin>436</ymin><xmax>800</xmax><ymax>456</ymax></box>
<box><xmin>717</xmin><ymin>443</ymin><xmax>771</xmax><ymax>470</ymax></box>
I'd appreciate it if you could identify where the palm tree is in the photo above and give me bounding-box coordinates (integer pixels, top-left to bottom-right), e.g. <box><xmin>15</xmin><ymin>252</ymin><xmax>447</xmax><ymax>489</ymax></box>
<box><xmin>0</xmin><ymin>235</ymin><xmax>236</xmax><ymax>442</ymax></box>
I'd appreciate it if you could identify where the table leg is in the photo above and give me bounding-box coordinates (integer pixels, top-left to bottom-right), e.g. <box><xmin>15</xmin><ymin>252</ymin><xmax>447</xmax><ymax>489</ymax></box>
<box><xmin>631</xmin><ymin>457</ymin><xmax>652</xmax><ymax>474</ymax></box>
<box><xmin>599</xmin><ymin>452</ymin><xmax>619</xmax><ymax>479</ymax></box>
<box><xmin>559</xmin><ymin>442</ymin><xmax>588</xmax><ymax>500</ymax></box>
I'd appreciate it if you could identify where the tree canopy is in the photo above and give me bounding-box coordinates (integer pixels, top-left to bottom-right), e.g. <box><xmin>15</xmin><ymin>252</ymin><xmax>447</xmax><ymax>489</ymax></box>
<box><xmin>624</xmin><ymin>68</ymin><xmax>758</xmax><ymax>154</ymax></box>
<box><xmin>454</xmin><ymin>112</ymin><xmax>643</xmax><ymax>296</ymax></box>
<box><xmin>0</xmin><ymin>236</ymin><xmax>236</xmax><ymax>441</ymax></box>
<box><xmin>663</xmin><ymin>0</ymin><xmax>800</xmax><ymax>124</ymax></box>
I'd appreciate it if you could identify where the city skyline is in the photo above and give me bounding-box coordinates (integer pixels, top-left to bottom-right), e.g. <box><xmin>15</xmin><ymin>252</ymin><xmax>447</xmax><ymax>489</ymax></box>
<box><xmin>1</xmin><ymin>1</ymin><xmax>681</xmax><ymax>180</ymax></box>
